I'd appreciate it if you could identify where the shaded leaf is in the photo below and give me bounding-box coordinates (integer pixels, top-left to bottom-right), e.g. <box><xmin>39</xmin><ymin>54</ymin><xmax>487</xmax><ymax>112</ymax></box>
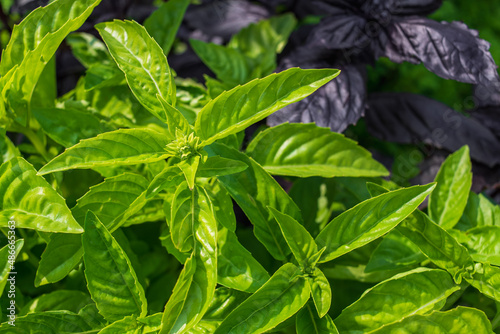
<box><xmin>83</xmin><ymin>211</ymin><xmax>147</xmax><ymax>322</ymax></box>
<box><xmin>20</xmin><ymin>290</ymin><xmax>92</xmax><ymax>315</ymax></box>
<box><xmin>296</xmin><ymin>302</ymin><xmax>339</xmax><ymax>334</ymax></box>
<box><xmin>197</xmin><ymin>156</ymin><xmax>248</xmax><ymax>178</ymax></box>
<box><xmin>144</xmin><ymin>0</ymin><xmax>190</xmax><ymax>55</ymax></box>
<box><xmin>0</xmin><ymin>239</ymin><xmax>23</xmax><ymax>297</ymax></box>
<box><xmin>457</xmin><ymin>192</ymin><xmax>500</xmax><ymax>231</ymax></box>
<box><xmin>0</xmin><ymin>311</ymin><xmax>92</xmax><ymax>333</ymax></box>
<box><xmin>247</xmin><ymin>123</ymin><xmax>388</xmax><ymax>178</ymax></box>
<box><xmin>365</xmin><ymin>93</ymin><xmax>500</xmax><ymax>167</ymax></box>
<box><xmin>206</xmin><ymin>143</ymin><xmax>300</xmax><ymax>261</ymax></box>
<box><xmin>308</xmin><ymin>268</ymin><xmax>331</xmax><ymax>318</ymax></box>
<box><xmin>268</xmin><ymin>65</ymin><xmax>366</xmax><ymax>133</ymax></box>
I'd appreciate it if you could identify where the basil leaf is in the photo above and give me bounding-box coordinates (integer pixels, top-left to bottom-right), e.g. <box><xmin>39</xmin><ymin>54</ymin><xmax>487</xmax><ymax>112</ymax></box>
<box><xmin>268</xmin><ymin>207</ymin><xmax>318</xmax><ymax>268</ymax></box>
<box><xmin>429</xmin><ymin>145</ymin><xmax>472</xmax><ymax>229</ymax></box>
<box><xmin>158</xmin><ymin>94</ymin><xmax>192</xmax><ymax>139</ymax></box>
<box><xmin>316</xmin><ymin>184</ymin><xmax>435</xmax><ymax>263</ymax></box>
<box><xmin>0</xmin><ymin>157</ymin><xmax>82</xmax><ymax>233</ymax></box>
<box><xmin>457</xmin><ymin>192</ymin><xmax>500</xmax><ymax>231</ymax></box>
<box><xmin>296</xmin><ymin>302</ymin><xmax>339</xmax><ymax>334</ymax></box>
<box><xmin>160</xmin><ymin>185</ymin><xmax>217</xmax><ymax>334</ymax></box>
<box><xmin>398</xmin><ymin>210</ymin><xmax>475</xmax><ymax>283</ymax></box>
<box><xmin>462</xmin><ymin>226</ymin><xmax>500</xmax><ymax>266</ymax></box>
<box><xmin>0</xmin><ymin>239</ymin><xmax>23</xmax><ymax>297</ymax></box>
<box><xmin>32</xmin><ymin>107</ymin><xmax>114</xmax><ymax>148</ymax></box>
<box><xmin>214</xmin><ymin>263</ymin><xmax>310</xmax><ymax>334</ymax></box>
<box><xmin>144</xmin><ymin>0</ymin><xmax>190</xmax><ymax>55</ymax></box>
<box><xmin>19</xmin><ymin>290</ymin><xmax>91</xmax><ymax>315</ymax></box>
<box><xmin>83</xmin><ymin>211</ymin><xmax>147</xmax><ymax>322</ymax></box>
<box><xmin>247</xmin><ymin>123</ymin><xmax>388</xmax><ymax>178</ymax></box>
<box><xmin>369</xmin><ymin>306</ymin><xmax>493</xmax><ymax>334</ymax></box>
<box><xmin>38</xmin><ymin>129</ymin><xmax>172</xmax><ymax>175</ymax></box>
<box><xmin>0</xmin><ymin>311</ymin><xmax>92</xmax><ymax>333</ymax></box>
<box><xmin>206</xmin><ymin>143</ymin><xmax>300</xmax><ymax>261</ymax></box>
<box><xmin>0</xmin><ymin>128</ymin><xmax>20</xmax><ymax>164</ymax></box>
<box><xmin>308</xmin><ymin>267</ymin><xmax>332</xmax><ymax>318</ymax></box>
<box><xmin>195</xmin><ymin>67</ymin><xmax>340</xmax><ymax>146</ymax></box>
<box><xmin>335</xmin><ymin>268</ymin><xmax>460</xmax><ymax>333</ymax></box>
<box><xmin>217</xmin><ymin>227</ymin><xmax>270</xmax><ymax>293</ymax></box>
<box><xmin>66</xmin><ymin>32</ymin><xmax>112</xmax><ymax>68</ymax></box>
<box><xmin>197</xmin><ymin>156</ymin><xmax>248</xmax><ymax>178</ymax></box>
<box><xmin>0</xmin><ymin>0</ymin><xmax>102</xmax><ymax>126</ymax></box>
<box><xmin>96</xmin><ymin>20</ymin><xmax>176</xmax><ymax>121</ymax></box>
<box><xmin>98</xmin><ymin>316</ymin><xmax>143</xmax><ymax>334</ymax></box>
<box><xmin>466</xmin><ymin>263</ymin><xmax>500</xmax><ymax>302</ymax></box>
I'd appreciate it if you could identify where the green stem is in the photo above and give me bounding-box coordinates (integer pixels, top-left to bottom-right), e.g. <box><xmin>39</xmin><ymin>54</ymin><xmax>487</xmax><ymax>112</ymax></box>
<box><xmin>492</xmin><ymin>311</ymin><xmax>500</xmax><ymax>330</ymax></box>
<box><xmin>8</xmin><ymin>124</ymin><xmax>50</xmax><ymax>162</ymax></box>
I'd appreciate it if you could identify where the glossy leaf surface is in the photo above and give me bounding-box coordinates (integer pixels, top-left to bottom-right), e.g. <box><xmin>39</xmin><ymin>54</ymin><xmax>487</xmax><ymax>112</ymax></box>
<box><xmin>247</xmin><ymin>123</ymin><xmax>388</xmax><ymax>178</ymax></box>
<box><xmin>38</xmin><ymin>129</ymin><xmax>172</xmax><ymax>175</ymax></box>
<box><xmin>335</xmin><ymin>268</ymin><xmax>459</xmax><ymax>333</ymax></box>
<box><xmin>195</xmin><ymin>68</ymin><xmax>340</xmax><ymax>145</ymax></box>
<box><xmin>316</xmin><ymin>184</ymin><xmax>435</xmax><ymax>263</ymax></box>
<box><xmin>0</xmin><ymin>157</ymin><xmax>81</xmax><ymax>233</ymax></box>
<box><xmin>82</xmin><ymin>211</ymin><xmax>147</xmax><ymax>322</ymax></box>
<box><xmin>214</xmin><ymin>263</ymin><xmax>310</xmax><ymax>334</ymax></box>
<box><xmin>97</xmin><ymin>20</ymin><xmax>175</xmax><ymax>121</ymax></box>
<box><xmin>429</xmin><ymin>146</ymin><xmax>472</xmax><ymax>229</ymax></box>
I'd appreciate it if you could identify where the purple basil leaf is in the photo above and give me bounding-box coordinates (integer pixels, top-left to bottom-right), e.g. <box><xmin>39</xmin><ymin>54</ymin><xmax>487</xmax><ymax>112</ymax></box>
<box><xmin>309</xmin><ymin>14</ymin><xmax>371</xmax><ymax>50</ymax></box>
<box><xmin>293</xmin><ymin>0</ymin><xmax>364</xmax><ymax>17</ymax></box>
<box><xmin>474</xmin><ymin>82</ymin><xmax>500</xmax><ymax>108</ymax></box>
<box><xmin>376</xmin><ymin>18</ymin><xmax>499</xmax><ymax>85</ymax></box>
<box><xmin>184</xmin><ymin>0</ymin><xmax>269</xmax><ymax>40</ymax></box>
<box><xmin>366</xmin><ymin>92</ymin><xmax>500</xmax><ymax>167</ymax></box>
<box><xmin>375</xmin><ymin>0</ymin><xmax>443</xmax><ymax>16</ymax></box>
<box><xmin>268</xmin><ymin>65</ymin><xmax>366</xmax><ymax>133</ymax></box>
<box><xmin>468</xmin><ymin>106</ymin><xmax>500</xmax><ymax>139</ymax></box>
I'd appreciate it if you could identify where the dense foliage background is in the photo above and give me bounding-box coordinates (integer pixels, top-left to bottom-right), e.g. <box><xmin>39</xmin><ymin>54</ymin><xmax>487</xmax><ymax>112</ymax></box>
<box><xmin>1</xmin><ymin>0</ymin><xmax>500</xmax><ymax>333</ymax></box>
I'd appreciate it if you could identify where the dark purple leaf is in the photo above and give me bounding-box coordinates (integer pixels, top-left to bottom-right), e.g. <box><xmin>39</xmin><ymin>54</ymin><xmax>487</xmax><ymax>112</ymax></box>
<box><xmin>184</xmin><ymin>0</ymin><xmax>269</xmax><ymax>40</ymax></box>
<box><xmin>376</xmin><ymin>18</ymin><xmax>499</xmax><ymax>84</ymax></box>
<box><xmin>268</xmin><ymin>65</ymin><xmax>366</xmax><ymax>133</ymax></box>
<box><xmin>468</xmin><ymin>106</ymin><xmax>500</xmax><ymax>139</ymax></box>
<box><xmin>366</xmin><ymin>92</ymin><xmax>500</xmax><ymax>167</ymax></box>
<box><xmin>372</xmin><ymin>0</ymin><xmax>443</xmax><ymax>16</ymax></box>
<box><xmin>308</xmin><ymin>14</ymin><xmax>371</xmax><ymax>50</ymax></box>
<box><xmin>474</xmin><ymin>82</ymin><xmax>500</xmax><ymax>108</ymax></box>
<box><xmin>293</xmin><ymin>0</ymin><xmax>364</xmax><ymax>17</ymax></box>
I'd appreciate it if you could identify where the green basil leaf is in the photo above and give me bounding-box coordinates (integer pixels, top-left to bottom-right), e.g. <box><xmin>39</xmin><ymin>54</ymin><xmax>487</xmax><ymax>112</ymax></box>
<box><xmin>0</xmin><ymin>157</ymin><xmax>82</xmax><ymax>233</ymax></box>
<box><xmin>335</xmin><ymin>268</ymin><xmax>460</xmax><ymax>333</ymax></box>
<box><xmin>0</xmin><ymin>311</ymin><xmax>93</xmax><ymax>333</ymax></box>
<box><xmin>0</xmin><ymin>0</ymin><xmax>102</xmax><ymax>126</ymax></box>
<box><xmin>160</xmin><ymin>185</ymin><xmax>217</xmax><ymax>334</ymax></box>
<box><xmin>83</xmin><ymin>211</ymin><xmax>147</xmax><ymax>322</ymax></box>
<box><xmin>369</xmin><ymin>306</ymin><xmax>493</xmax><ymax>334</ymax></box>
<box><xmin>316</xmin><ymin>184</ymin><xmax>435</xmax><ymax>263</ymax></box>
<box><xmin>457</xmin><ymin>192</ymin><xmax>500</xmax><ymax>231</ymax></box>
<box><xmin>195</xmin><ymin>67</ymin><xmax>340</xmax><ymax>146</ymax></box>
<box><xmin>158</xmin><ymin>94</ymin><xmax>192</xmax><ymax>139</ymax></box>
<box><xmin>308</xmin><ymin>268</ymin><xmax>332</xmax><ymax>318</ymax></box>
<box><xmin>197</xmin><ymin>156</ymin><xmax>248</xmax><ymax>178</ymax></box>
<box><xmin>268</xmin><ymin>207</ymin><xmax>318</xmax><ymax>268</ymax></box>
<box><xmin>0</xmin><ymin>128</ymin><xmax>20</xmax><ymax>164</ymax></box>
<box><xmin>169</xmin><ymin>182</ymin><xmax>201</xmax><ymax>252</ymax></box>
<box><xmin>98</xmin><ymin>316</ymin><xmax>143</xmax><ymax>334</ymax></box>
<box><xmin>365</xmin><ymin>230</ymin><xmax>425</xmax><ymax>273</ymax></box>
<box><xmin>96</xmin><ymin>20</ymin><xmax>176</xmax><ymax>121</ymax></box>
<box><xmin>191</xmin><ymin>39</ymin><xmax>253</xmax><ymax>86</ymax></box>
<box><xmin>217</xmin><ymin>227</ymin><xmax>270</xmax><ymax>293</ymax></box>
<box><xmin>462</xmin><ymin>226</ymin><xmax>500</xmax><ymax>265</ymax></box>
<box><xmin>206</xmin><ymin>143</ymin><xmax>300</xmax><ymax>261</ymax></box>
<box><xmin>466</xmin><ymin>263</ymin><xmax>500</xmax><ymax>302</ymax></box>
<box><xmin>32</xmin><ymin>107</ymin><xmax>114</xmax><ymax>148</ymax></box>
<box><xmin>214</xmin><ymin>263</ymin><xmax>310</xmax><ymax>334</ymax></box>
<box><xmin>398</xmin><ymin>210</ymin><xmax>475</xmax><ymax>283</ymax></box>
<box><xmin>66</xmin><ymin>32</ymin><xmax>112</xmax><ymax>68</ymax></box>
<box><xmin>296</xmin><ymin>302</ymin><xmax>339</xmax><ymax>334</ymax></box>
<box><xmin>206</xmin><ymin>182</ymin><xmax>237</xmax><ymax>232</ymax></box>
<box><xmin>38</xmin><ymin>129</ymin><xmax>172</xmax><ymax>175</ymax></box>
<box><xmin>429</xmin><ymin>145</ymin><xmax>472</xmax><ymax>229</ymax></box>
<box><xmin>19</xmin><ymin>290</ymin><xmax>91</xmax><ymax>316</ymax></box>
<box><xmin>247</xmin><ymin>123</ymin><xmax>388</xmax><ymax>178</ymax></box>
<box><xmin>35</xmin><ymin>234</ymin><xmax>83</xmax><ymax>287</ymax></box>
<box><xmin>228</xmin><ymin>14</ymin><xmax>296</xmax><ymax>64</ymax></box>
<box><xmin>0</xmin><ymin>239</ymin><xmax>23</xmax><ymax>297</ymax></box>
<box><xmin>178</xmin><ymin>155</ymin><xmax>201</xmax><ymax>190</ymax></box>
<box><xmin>146</xmin><ymin>165</ymin><xmax>183</xmax><ymax>199</ymax></box>
<box><xmin>144</xmin><ymin>0</ymin><xmax>190</xmax><ymax>55</ymax></box>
